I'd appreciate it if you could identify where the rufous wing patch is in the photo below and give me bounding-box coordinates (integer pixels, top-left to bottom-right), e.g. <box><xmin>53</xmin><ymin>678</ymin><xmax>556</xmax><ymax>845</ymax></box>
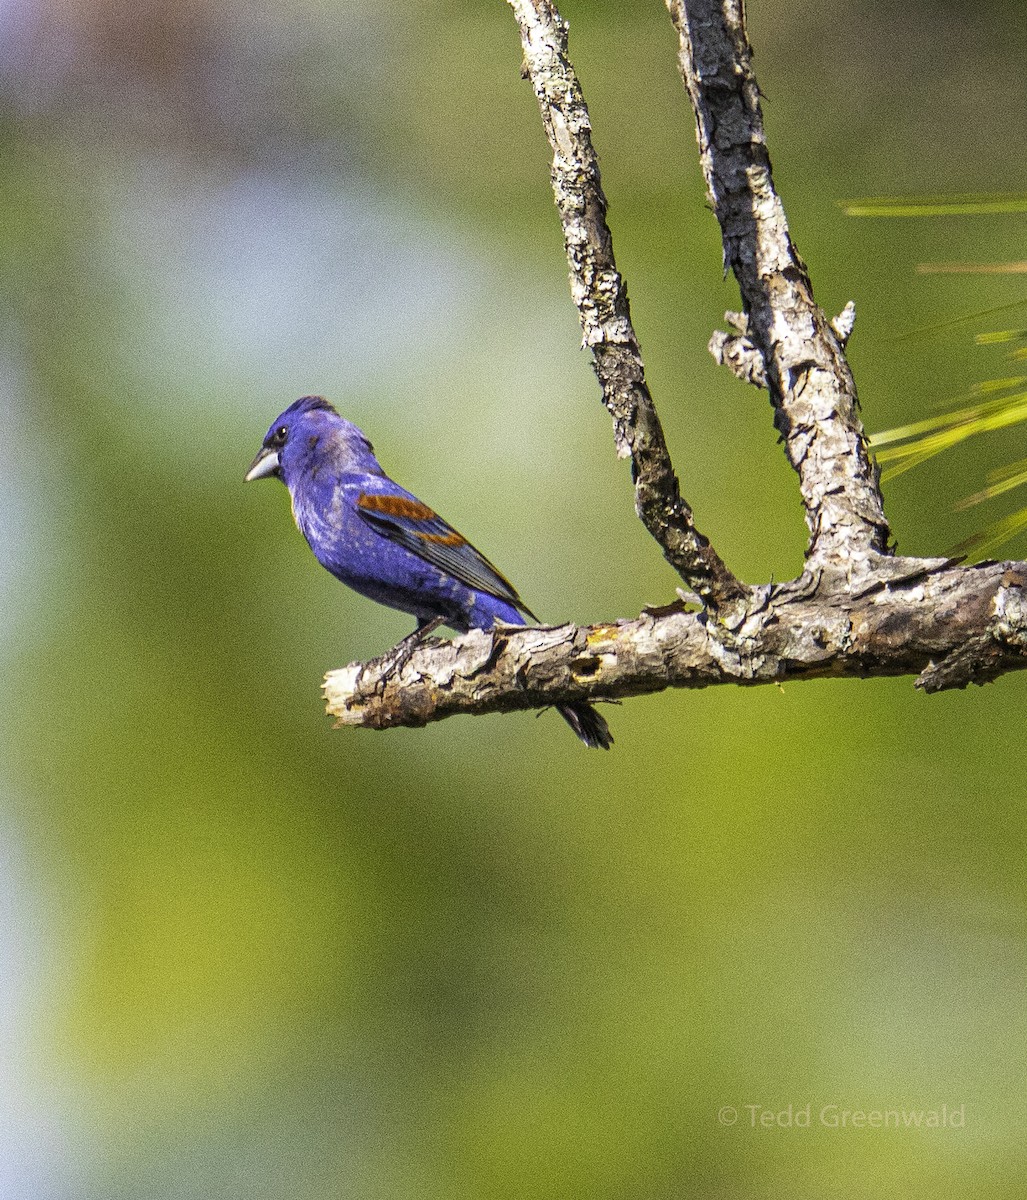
<box><xmin>357</xmin><ymin>493</ymin><xmax>436</xmax><ymax>521</ymax></box>
<box><xmin>417</xmin><ymin>530</ymin><xmax>466</xmax><ymax>546</ymax></box>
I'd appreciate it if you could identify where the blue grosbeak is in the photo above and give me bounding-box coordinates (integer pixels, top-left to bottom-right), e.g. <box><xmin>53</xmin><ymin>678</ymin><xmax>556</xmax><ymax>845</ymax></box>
<box><xmin>246</xmin><ymin>396</ymin><xmax>612</xmax><ymax>748</ymax></box>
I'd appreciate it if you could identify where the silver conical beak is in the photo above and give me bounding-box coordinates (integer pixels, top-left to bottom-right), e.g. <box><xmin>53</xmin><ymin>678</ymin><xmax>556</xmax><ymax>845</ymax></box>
<box><xmin>245</xmin><ymin>447</ymin><xmax>280</xmax><ymax>482</ymax></box>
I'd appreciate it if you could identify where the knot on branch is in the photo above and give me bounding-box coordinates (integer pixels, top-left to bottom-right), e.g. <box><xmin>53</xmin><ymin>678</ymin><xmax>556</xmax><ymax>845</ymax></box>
<box><xmin>830</xmin><ymin>301</ymin><xmax>857</xmax><ymax>347</ymax></box>
<box><xmin>709</xmin><ymin>311</ymin><xmax>767</xmax><ymax>389</ymax></box>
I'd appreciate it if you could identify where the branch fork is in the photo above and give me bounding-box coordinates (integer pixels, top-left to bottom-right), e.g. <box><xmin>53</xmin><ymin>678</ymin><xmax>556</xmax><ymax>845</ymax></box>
<box><xmin>322</xmin><ymin>0</ymin><xmax>1027</xmax><ymax>738</ymax></box>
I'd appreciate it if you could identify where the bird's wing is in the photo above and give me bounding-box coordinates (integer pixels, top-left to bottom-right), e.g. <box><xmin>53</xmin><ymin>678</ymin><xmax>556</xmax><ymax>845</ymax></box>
<box><xmin>355</xmin><ymin>490</ymin><xmax>537</xmax><ymax>619</ymax></box>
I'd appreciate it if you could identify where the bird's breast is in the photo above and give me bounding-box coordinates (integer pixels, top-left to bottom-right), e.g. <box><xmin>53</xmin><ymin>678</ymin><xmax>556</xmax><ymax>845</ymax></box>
<box><xmin>289</xmin><ymin>477</ymin><xmax>346</xmax><ymax>549</ymax></box>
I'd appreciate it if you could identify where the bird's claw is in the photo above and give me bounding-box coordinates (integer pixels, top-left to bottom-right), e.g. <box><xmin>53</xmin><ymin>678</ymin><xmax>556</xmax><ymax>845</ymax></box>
<box><xmin>381</xmin><ymin>615</ymin><xmax>446</xmax><ymax>682</ymax></box>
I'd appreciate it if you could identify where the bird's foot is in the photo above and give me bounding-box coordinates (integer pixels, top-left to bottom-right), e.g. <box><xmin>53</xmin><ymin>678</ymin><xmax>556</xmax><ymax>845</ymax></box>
<box><xmin>380</xmin><ymin>615</ymin><xmax>446</xmax><ymax>682</ymax></box>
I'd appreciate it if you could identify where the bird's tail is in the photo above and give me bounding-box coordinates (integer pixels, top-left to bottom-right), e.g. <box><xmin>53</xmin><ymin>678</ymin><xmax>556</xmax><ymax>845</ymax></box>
<box><xmin>557</xmin><ymin>702</ymin><xmax>614</xmax><ymax>750</ymax></box>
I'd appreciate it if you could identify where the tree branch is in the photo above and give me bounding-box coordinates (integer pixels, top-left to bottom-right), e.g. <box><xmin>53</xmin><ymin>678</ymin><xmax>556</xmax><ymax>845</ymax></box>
<box><xmin>508</xmin><ymin>0</ymin><xmax>745</xmax><ymax>606</ymax></box>
<box><xmin>325</xmin><ymin>561</ymin><xmax>1027</xmax><ymax>729</ymax></box>
<box><xmin>319</xmin><ymin>3</ymin><xmax>1020</xmax><ymax>741</ymax></box>
<box><xmin>664</xmin><ymin>0</ymin><xmax>890</xmax><ymax>574</ymax></box>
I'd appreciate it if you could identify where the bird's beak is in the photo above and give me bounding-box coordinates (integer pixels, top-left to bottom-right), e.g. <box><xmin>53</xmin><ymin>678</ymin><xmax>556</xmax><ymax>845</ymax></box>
<box><xmin>245</xmin><ymin>447</ymin><xmax>280</xmax><ymax>482</ymax></box>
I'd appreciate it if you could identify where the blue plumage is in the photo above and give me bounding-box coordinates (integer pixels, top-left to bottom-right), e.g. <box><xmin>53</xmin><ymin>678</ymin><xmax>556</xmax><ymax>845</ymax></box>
<box><xmin>246</xmin><ymin>396</ymin><xmax>612</xmax><ymax>749</ymax></box>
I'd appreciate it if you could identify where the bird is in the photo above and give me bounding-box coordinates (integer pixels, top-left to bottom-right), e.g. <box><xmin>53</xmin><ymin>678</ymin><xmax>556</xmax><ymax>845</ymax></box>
<box><xmin>245</xmin><ymin>395</ymin><xmax>613</xmax><ymax>749</ymax></box>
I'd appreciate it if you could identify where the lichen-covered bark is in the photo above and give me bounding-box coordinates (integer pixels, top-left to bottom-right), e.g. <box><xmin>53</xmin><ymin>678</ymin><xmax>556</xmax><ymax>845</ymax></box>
<box><xmin>325</xmin><ymin>562</ymin><xmax>1027</xmax><ymax>730</ymax></box>
<box><xmin>664</xmin><ymin>0</ymin><xmax>890</xmax><ymax>574</ymax></box>
<box><xmin>508</xmin><ymin>0</ymin><xmax>744</xmax><ymax>607</ymax></box>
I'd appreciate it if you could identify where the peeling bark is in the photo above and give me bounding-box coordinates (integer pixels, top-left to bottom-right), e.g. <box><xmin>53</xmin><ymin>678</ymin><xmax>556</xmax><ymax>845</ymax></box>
<box><xmin>325</xmin><ymin>563</ymin><xmax>1027</xmax><ymax>729</ymax></box>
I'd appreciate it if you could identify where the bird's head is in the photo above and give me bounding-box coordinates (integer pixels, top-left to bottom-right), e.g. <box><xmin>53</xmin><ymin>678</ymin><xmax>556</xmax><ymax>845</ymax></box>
<box><xmin>245</xmin><ymin>396</ymin><xmax>378</xmax><ymax>486</ymax></box>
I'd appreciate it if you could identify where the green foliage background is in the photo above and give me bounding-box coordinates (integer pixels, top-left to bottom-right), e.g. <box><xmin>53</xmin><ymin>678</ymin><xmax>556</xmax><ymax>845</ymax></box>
<box><xmin>1</xmin><ymin>1</ymin><xmax>1025</xmax><ymax>1196</ymax></box>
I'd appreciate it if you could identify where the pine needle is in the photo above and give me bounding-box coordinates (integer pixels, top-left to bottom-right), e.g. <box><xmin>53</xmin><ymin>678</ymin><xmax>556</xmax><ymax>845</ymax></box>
<box><xmin>839</xmin><ymin>193</ymin><xmax>1027</xmax><ymax>217</ymax></box>
<box><xmin>954</xmin><ymin>506</ymin><xmax>1027</xmax><ymax>557</ymax></box>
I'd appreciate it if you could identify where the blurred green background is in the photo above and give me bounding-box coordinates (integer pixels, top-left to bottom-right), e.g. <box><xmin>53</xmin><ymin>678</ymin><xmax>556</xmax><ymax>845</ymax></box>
<box><xmin>1</xmin><ymin>1</ymin><xmax>1026</xmax><ymax>1196</ymax></box>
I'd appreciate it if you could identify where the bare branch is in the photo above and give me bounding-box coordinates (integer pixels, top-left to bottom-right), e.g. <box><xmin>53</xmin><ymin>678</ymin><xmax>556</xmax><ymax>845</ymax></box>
<box><xmin>325</xmin><ymin>562</ymin><xmax>1027</xmax><ymax>729</ymax></box>
<box><xmin>318</xmin><ymin>5</ymin><xmax>1016</xmax><ymax>743</ymax></box>
<box><xmin>508</xmin><ymin>0</ymin><xmax>745</xmax><ymax>607</ymax></box>
<box><xmin>664</xmin><ymin>0</ymin><xmax>890</xmax><ymax>573</ymax></box>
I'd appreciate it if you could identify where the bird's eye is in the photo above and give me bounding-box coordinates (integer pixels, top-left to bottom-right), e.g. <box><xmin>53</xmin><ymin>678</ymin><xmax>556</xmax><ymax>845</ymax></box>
<box><xmin>272</xmin><ymin>425</ymin><xmax>288</xmax><ymax>446</ymax></box>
